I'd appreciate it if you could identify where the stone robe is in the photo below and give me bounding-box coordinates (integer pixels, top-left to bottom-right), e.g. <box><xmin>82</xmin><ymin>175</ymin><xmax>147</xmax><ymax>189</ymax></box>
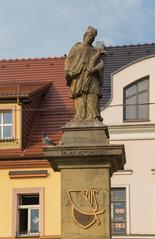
<box><xmin>65</xmin><ymin>42</ymin><xmax>104</xmax><ymax>120</ymax></box>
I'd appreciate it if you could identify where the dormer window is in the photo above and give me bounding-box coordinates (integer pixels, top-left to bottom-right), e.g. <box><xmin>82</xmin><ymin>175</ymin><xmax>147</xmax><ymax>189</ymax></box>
<box><xmin>0</xmin><ymin>111</ymin><xmax>13</xmax><ymax>139</ymax></box>
<box><xmin>123</xmin><ymin>77</ymin><xmax>149</xmax><ymax>121</ymax></box>
<box><xmin>0</xmin><ymin>82</ymin><xmax>51</xmax><ymax>148</ymax></box>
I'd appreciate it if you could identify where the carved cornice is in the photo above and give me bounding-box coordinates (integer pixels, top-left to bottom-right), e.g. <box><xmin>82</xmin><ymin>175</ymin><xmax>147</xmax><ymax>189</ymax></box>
<box><xmin>44</xmin><ymin>144</ymin><xmax>126</xmax><ymax>175</ymax></box>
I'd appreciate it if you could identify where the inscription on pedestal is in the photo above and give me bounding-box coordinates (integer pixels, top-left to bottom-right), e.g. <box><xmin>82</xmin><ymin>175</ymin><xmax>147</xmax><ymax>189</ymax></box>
<box><xmin>62</xmin><ymin>149</ymin><xmax>108</xmax><ymax>156</ymax></box>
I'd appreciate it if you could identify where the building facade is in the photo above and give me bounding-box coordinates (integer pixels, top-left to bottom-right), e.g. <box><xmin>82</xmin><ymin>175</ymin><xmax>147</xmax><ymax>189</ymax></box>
<box><xmin>0</xmin><ymin>43</ymin><xmax>155</xmax><ymax>238</ymax></box>
<box><xmin>0</xmin><ymin>57</ymin><xmax>71</xmax><ymax>238</ymax></box>
<box><xmin>102</xmin><ymin>44</ymin><xmax>155</xmax><ymax>238</ymax></box>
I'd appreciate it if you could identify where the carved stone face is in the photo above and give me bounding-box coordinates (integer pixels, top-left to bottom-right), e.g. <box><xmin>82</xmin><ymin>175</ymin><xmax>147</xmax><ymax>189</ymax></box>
<box><xmin>83</xmin><ymin>32</ymin><xmax>95</xmax><ymax>46</ymax></box>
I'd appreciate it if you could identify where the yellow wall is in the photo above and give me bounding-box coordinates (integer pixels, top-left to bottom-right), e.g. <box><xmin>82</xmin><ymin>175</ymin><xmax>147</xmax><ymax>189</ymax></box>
<box><xmin>0</xmin><ymin>167</ymin><xmax>61</xmax><ymax>237</ymax></box>
<box><xmin>0</xmin><ymin>103</ymin><xmax>22</xmax><ymax>148</ymax></box>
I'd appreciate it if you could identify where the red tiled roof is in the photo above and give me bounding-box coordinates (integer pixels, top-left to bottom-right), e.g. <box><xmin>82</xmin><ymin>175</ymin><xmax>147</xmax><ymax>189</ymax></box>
<box><xmin>0</xmin><ymin>57</ymin><xmax>74</xmax><ymax>158</ymax></box>
<box><xmin>0</xmin><ymin>82</ymin><xmax>51</xmax><ymax>97</ymax></box>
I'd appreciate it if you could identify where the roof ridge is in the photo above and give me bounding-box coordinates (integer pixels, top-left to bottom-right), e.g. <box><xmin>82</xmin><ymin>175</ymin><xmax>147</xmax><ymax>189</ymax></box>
<box><xmin>0</xmin><ymin>56</ymin><xmax>65</xmax><ymax>62</ymax></box>
<box><xmin>106</xmin><ymin>42</ymin><xmax>155</xmax><ymax>49</ymax></box>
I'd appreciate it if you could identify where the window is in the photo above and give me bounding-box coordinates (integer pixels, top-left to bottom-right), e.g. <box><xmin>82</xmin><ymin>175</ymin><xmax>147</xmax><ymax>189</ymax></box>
<box><xmin>0</xmin><ymin>111</ymin><xmax>13</xmax><ymax>139</ymax></box>
<box><xmin>111</xmin><ymin>187</ymin><xmax>127</xmax><ymax>235</ymax></box>
<box><xmin>12</xmin><ymin>188</ymin><xmax>44</xmax><ymax>237</ymax></box>
<box><xmin>17</xmin><ymin>194</ymin><xmax>39</xmax><ymax>236</ymax></box>
<box><xmin>123</xmin><ymin>77</ymin><xmax>149</xmax><ymax>121</ymax></box>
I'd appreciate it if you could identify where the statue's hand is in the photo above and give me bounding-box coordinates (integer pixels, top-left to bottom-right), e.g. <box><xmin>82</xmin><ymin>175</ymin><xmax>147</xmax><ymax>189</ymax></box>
<box><xmin>65</xmin><ymin>71</ymin><xmax>80</xmax><ymax>79</ymax></box>
<box><xmin>69</xmin><ymin>71</ymin><xmax>79</xmax><ymax>77</ymax></box>
<box><xmin>96</xmin><ymin>48</ymin><xmax>107</xmax><ymax>56</ymax></box>
<box><xmin>65</xmin><ymin>70</ymin><xmax>70</xmax><ymax>77</ymax></box>
<box><xmin>87</xmin><ymin>67</ymin><xmax>97</xmax><ymax>76</ymax></box>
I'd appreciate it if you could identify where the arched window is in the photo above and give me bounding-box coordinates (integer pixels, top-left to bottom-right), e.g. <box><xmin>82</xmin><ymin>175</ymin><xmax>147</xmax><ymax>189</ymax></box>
<box><xmin>123</xmin><ymin>77</ymin><xmax>149</xmax><ymax>121</ymax></box>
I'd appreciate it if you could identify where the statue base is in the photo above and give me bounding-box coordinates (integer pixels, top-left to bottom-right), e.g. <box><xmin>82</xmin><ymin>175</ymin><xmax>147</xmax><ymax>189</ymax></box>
<box><xmin>59</xmin><ymin>119</ymin><xmax>109</xmax><ymax>145</ymax></box>
<box><xmin>43</xmin><ymin>120</ymin><xmax>126</xmax><ymax>239</ymax></box>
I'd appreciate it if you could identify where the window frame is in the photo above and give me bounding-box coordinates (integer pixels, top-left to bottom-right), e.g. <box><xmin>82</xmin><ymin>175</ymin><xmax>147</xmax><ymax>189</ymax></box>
<box><xmin>12</xmin><ymin>188</ymin><xmax>44</xmax><ymax>237</ymax></box>
<box><xmin>0</xmin><ymin>105</ymin><xmax>16</xmax><ymax>140</ymax></box>
<box><xmin>18</xmin><ymin>194</ymin><xmax>39</xmax><ymax>236</ymax></box>
<box><xmin>123</xmin><ymin>76</ymin><xmax>149</xmax><ymax>122</ymax></box>
<box><xmin>0</xmin><ymin>111</ymin><xmax>13</xmax><ymax>139</ymax></box>
<box><xmin>111</xmin><ymin>185</ymin><xmax>130</xmax><ymax>236</ymax></box>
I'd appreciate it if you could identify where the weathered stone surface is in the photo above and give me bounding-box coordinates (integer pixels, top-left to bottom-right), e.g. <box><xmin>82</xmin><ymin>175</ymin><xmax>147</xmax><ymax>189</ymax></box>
<box><xmin>44</xmin><ymin>144</ymin><xmax>125</xmax><ymax>174</ymax></box>
<box><xmin>61</xmin><ymin>167</ymin><xmax>111</xmax><ymax>239</ymax></box>
<box><xmin>65</xmin><ymin>26</ymin><xmax>106</xmax><ymax>121</ymax></box>
<box><xmin>59</xmin><ymin>120</ymin><xmax>109</xmax><ymax>145</ymax></box>
<box><xmin>44</xmin><ymin>120</ymin><xmax>125</xmax><ymax>239</ymax></box>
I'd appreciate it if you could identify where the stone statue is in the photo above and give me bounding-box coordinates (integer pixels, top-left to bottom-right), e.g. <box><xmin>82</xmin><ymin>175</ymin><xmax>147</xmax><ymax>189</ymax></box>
<box><xmin>65</xmin><ymin>26</ymin><xmax>106</xmax><ymax>121</ymax></box>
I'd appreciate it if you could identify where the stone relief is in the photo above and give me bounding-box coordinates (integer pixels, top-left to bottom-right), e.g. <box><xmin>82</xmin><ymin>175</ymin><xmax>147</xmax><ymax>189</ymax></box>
<box><xmin>68</xmin><ymin>189</ymin><xmax>105</xmax><ymax>229</ymax></box>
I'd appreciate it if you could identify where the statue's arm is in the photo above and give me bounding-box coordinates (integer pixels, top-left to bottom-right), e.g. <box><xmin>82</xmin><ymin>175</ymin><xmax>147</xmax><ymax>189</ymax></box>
<box><xmin>87</xmin><ymin>59</ymin><xmax>104</xmax><ymax>75</ymax></box>
<box><xmin>64</xmin><ymin>56</ymin><xmax>71</xmax><ymax>77</ymax></box>
<box><xmin>64</xmin><ymin>45</ymin><xmax>76</xmax><ymax>77</ymax></box>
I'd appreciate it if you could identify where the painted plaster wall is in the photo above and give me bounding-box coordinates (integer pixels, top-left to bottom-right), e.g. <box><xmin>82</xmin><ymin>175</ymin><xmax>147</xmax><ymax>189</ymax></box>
<box><xmin>102</xmin><ymin>56</ymin><xmax>155</xmax><ymax>124</ymax></box>
<box><xmin>111</xmin><ymin>139</ymin><xmax>155</xmax><ymax>234</ymax></box>
<box><xmin>0</xmin><ymin>167</ymin><xmax>60</xmax><ymax>237</ymax></box>
<box><xmin>101</xmin><ymin>56</ymin><xmax>155</xmax><ymax>234</ymax></box>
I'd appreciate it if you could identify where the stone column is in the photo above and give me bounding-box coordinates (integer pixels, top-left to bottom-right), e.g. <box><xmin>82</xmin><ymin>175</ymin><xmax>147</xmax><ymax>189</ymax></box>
<box><xmin>44</xmin><ymin>120</ymin><xmax>126</xmax><ymax>239</ymax></box>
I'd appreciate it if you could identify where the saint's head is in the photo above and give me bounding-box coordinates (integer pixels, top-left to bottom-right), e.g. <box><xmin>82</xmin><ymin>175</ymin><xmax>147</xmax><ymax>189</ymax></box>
<box><xmin>83</xmin><ymin>26</ymin><xmax>97</xmax><ymax>46</ymax></box>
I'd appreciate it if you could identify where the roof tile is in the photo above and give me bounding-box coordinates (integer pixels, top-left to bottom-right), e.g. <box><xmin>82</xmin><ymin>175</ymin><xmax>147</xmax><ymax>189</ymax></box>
<box><xmin>0</xmin><ymin>82</ymin><xmax>51</xmax><ymax>97</ymax></box>
<box><xmin>0</xmin><ymin>57</ymin><xmax>74</xmax><ymax>158</ymax></box>
<box><xmin>1</xmin><ymin>42</ymin><xmax>155</xmax><ymax>158</ymax></box>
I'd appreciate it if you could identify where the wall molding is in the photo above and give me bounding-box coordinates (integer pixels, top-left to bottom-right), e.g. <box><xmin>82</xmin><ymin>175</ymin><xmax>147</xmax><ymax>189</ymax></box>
<box><xmin>9</xmin><ymin>170</ymin><xmax>48</xmax><ymax>178</ymax></box>
<box><xmin>0</xmin><ymin>236</ymin><xmax>60</xmax><ymax>239</ymax></box>
<box><xmin>113</xmin><ymin>169</ymin><xmax>133</xmax><ymax>175</ymax></box>
<box><xmin>0</xmin><ymin>159</ymin><xmax>51</xmax><ymax>169</ymax></box>
<box><xmin>108</xmin><ymin>123</ymin><xmax>155</xmax><ymax>141</ymax></box>
<box><xmin>1</xmin><ymin>235</ymin><xmax>155</xmax><ymax>239</ymax></box>
<box><xmin>113</xmin><ymin>235</ymin><xmax>155</xmax><ymax>239</ymax></box>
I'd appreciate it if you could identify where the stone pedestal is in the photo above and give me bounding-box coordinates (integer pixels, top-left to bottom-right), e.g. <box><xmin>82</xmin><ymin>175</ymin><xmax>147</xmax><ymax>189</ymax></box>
<box><xmin>44</xmin><ymin>120</ymin><xmax>126</xmax><ymax>239</ymax></box>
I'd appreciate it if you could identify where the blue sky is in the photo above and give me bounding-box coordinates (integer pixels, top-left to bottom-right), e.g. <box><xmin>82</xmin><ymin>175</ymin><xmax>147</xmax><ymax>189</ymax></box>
<box><xmin>0</xmin><ymin>0</ymin><xmax>155</xmax><ymax>59</ymax></box>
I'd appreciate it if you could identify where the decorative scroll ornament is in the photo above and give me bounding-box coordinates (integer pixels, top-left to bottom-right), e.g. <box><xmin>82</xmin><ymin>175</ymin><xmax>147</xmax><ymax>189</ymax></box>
<box><xmin>68</xmin><ymin>190</ymin><xmax>105</xmax><ymax>229</ymax></box>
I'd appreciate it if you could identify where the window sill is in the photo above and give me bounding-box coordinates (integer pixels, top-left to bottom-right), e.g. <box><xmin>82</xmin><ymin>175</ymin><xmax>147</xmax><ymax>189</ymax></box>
<box><xmin>0</xmin><ymin>137</ymin><xmax>16</xmax><ymax>142</ymax></box>
<box><xmin>16</xmin><ymin>234</ymin><xmax>40</xmax><ymax>238</ymax></box>
<box><xmin>123</xmin><ymin>119</ymin><xmax>150</xmax><ymax>123</ymax></box>
<box><xmin>0</xmin><ymin>138</ymin><xmax>19</xmax><ymax>149</ymax></box>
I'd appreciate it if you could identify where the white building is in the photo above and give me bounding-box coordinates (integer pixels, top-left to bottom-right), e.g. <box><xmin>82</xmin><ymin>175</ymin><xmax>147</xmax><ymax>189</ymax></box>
<box><xmin>102</xmin><ymin>43</ymin><xmax>155</xmax><ymax>238</ymax></box>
